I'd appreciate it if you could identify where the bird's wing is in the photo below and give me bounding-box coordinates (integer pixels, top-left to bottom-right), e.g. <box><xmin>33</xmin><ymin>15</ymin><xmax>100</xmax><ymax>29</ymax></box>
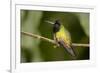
<box><xmin>58</xmin><ymin>38</ymin><xmax>76</xmax><ymax>57</ymax></box>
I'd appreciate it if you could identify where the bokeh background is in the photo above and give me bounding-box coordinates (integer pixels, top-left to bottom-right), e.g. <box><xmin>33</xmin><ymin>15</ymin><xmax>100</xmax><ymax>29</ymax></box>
<box><xmin>21</xmin><ymin>10</ymin><xmax>89</xmax><ymax>63</ymax></box>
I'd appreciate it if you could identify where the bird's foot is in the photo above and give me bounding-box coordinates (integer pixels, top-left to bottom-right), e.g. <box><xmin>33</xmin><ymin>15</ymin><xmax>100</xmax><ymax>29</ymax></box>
<box><xmin>53</xmin><ymin>45</ymin><xmax>57</xmax><ymax>48</ymax></box>
<box><xmin>53</xmin><ymin>43</ymin><xmax>60</xmax><ymax>48</ymax></box>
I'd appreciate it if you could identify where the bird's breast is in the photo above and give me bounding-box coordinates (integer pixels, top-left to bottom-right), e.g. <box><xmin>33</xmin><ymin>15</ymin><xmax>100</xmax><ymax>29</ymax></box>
<box><xmin>55</xmin><ymin>29</ymin><xmax>71</xmax><ymax>45</ymax></box>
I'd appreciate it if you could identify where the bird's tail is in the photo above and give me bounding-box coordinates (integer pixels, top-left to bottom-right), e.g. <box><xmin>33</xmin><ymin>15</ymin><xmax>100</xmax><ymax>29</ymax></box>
<box><xmin>59</xmin><ymin>41</ymin><xmax>76</xmax><ymax>58</ymax></box>
<box><xmin>64</xmin><ymin>46</ymin><xmax>77</xmax><ymax>59</ymax></box>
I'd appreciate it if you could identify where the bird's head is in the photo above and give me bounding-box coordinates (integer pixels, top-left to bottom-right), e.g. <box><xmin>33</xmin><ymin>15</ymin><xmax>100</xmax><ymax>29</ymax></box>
<box><xmin>53</xmin><ymin>20</ymin><xmax>61</xmax><ymax>33</ymax></box>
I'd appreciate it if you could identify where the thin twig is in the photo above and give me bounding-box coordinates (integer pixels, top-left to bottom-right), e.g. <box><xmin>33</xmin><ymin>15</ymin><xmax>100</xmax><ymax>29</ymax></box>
<box><xmin>21</xmin><ymin>31</ymin><xmax>89</xmax><ymax>47</ymax></box>
<box><xmin>72</xmin><ymin>43</ymin><xmax>89</xmax><ymax>47</ymax></box>
<box><xmin>21</xmin><ymin>31</ymin><xmax>55</xmax><ymax>44</ymax></box>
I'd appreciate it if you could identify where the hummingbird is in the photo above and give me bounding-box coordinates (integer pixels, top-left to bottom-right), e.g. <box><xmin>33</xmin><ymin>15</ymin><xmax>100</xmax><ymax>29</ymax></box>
<box><xmin>53</xmin><ymin>20</ymin><xmax>76</xmax><ymax>57</ymax></box>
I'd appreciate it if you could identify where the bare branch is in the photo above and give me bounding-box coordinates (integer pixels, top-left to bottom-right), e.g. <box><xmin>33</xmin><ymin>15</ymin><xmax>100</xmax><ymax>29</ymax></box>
<box><xmin>72</xmin><ymin>43</ymin><xmax>89</xmax><ymax>47</ymax></box>
<box><xmin>21</xmin><ymin>31</ymin><xmax>89</xmax><ymax>47</ymax></box>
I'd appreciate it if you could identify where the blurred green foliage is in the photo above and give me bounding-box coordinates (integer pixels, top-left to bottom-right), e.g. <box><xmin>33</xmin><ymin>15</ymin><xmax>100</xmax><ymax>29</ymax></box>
<box><xmin>21</xmin><ymin>10</ymin><xmax>89</xmax><ymax>63</ymax></box>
